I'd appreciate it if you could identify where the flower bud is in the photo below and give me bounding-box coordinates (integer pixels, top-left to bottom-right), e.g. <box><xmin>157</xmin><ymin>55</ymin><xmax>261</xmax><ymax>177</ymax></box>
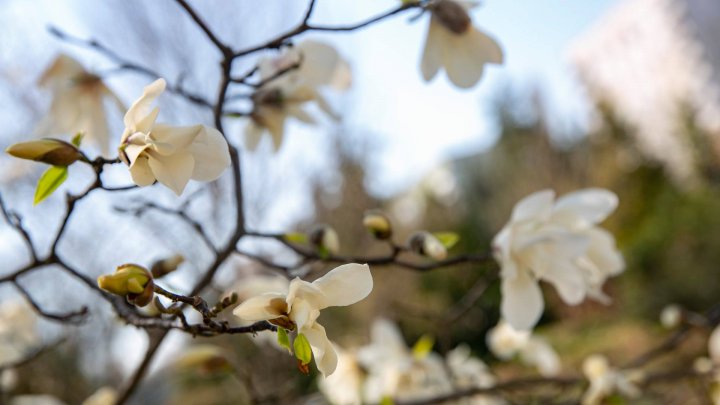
<box><xmin>310</xmin><ymin>225</ymin><xmax>340</xmax><ymax>256</ymax></box>
<box><xmin>175</xmin><ymin>345</ymin><xmax>234</xmax><ymax>375</ymax></box>
<box><xmin>363</xmin><ymin>210</ymin><xmax>393</xmax><ymax>240</ymax></box>
<box><xmin>6</xmin><ymin>138</ymin><xmax>83</xmax><ymax>166</ymax></box>
<box><xmin>408</xmin><ymin>231</ymin><xmax>447</xmax><ymax>260</ymax></box>
<box><xmin>150</xmin><ymin>254</ymin><xmax>185</xmax><ymax>278</ymax></box>
<box><xmin>97</xmin><ymin>264</ymin><xmax>154</xmax><ymax>307</ymax></box>
<box><xmin>430</xmin><ymin>0</ymin><xmax>471</xmax><ymax>35</ymax></box>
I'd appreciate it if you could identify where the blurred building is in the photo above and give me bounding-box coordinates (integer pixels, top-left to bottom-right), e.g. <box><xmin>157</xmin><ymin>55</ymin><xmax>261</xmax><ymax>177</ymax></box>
<box><xmin>569</xmin><ymin>0</ymin><xmax>720</xmax><ymax>183</ymax></box>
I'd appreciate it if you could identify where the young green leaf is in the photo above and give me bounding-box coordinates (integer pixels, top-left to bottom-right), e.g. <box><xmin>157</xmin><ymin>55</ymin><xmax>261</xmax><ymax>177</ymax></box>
<box><xmin>433</xmin><ymin>232</ymin><xmax>460</xmax><ymax>250</ymax></box>
<box><xmin>411</xmin><ymin>334</ymin><xmax>435</xmax><ymax>360</ymax></box>
<box><xmin>71</xmin><ymin>132</ymin><xmax>84</xmax><ymax>147</ymax></box>
<box><xmin>293</xmin><ymin>333</ymin><xmax>313</xmax><ymax>365</ymax></box>
<box><xmin>277</xmin><ymin>328</ymin><xmax>291</xmax><ymax>353</ymax></box>
<box><xmin>34</xmin><ymin>165</ymin><xmax>68</xmax><ymax>205</ymax></box>
<box><xmin>283</xmin><ymin>232</ymin><xmax>308</xmax><ymax>244</ymax></box>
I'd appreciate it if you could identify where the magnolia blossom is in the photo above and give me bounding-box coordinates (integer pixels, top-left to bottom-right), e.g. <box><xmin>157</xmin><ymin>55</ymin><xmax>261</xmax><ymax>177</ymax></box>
<box><xmin>420</xmin><ymin>0</ymin><xmax>503</xmax><ymax>88</ymax></box>
<box><xmin>119</xmin><ymin>79</ymin><xmax>231</xmax><ymax>195</ymax></box>
<box><xmin>581</xmin><ymin>354</ymin><xmax>642</xmax><ymax>405</ymax></box>
<box><xmin>244</xmin><ymin>83</ymin><xmax>336</xmax><ymax>151</ymax></box>
<box><xmin>0</xmin><ymin>301</ymin><xmax>38</xmax><ymax>364</ymax></box>
<box><xmin>81</xmin><ymin>387</ymin><xmax>117</xmax><ymax>405</ymax></box>
<box><xmin>446</xmin><ymin>345</ymin><xmax>502</xmax><ymax>405</ymax></box>
<box><xmin>257</xmin><ymin>40</ymin><xmax>351</xmax><ymax>91</ymax></box>
<box><xmin>486</xmin><ymin>320</ymin><xmax>560</xmax><ymax>377</ymax></box>
<box><xmin>357</xmin><ymin>319</ymin><xmax>452</xmax><ymax>403</ymax></box>
<box><xmin>318</xmin><ymin>345</ymin><xmax>365</xmax><ymax>405</ymax></box>
<box><xmin>37</xmin><ymin>54</ymin><xmax>124</xmax><ymax>155</ymax></box>
<box><xmin>233</xmin><ymin>263</ymin><xmax>372</xmax><ymax>376</ymax></box>
<box><xmin>493</xmin><ymin>188</ymin><xmax>624</xmax><ymax>330</ymax></box>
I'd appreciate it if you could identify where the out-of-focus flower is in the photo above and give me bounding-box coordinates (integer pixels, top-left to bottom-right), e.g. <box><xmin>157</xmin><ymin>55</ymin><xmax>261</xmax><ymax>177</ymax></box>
<box><xmin>258</xmin><ymin>40</ymin><xmax>351</xmax><ymax>91</ymax></box>
<box><xmin>318</xmin><ymin>345</ymin><xmax>364</xmax><ymax>405</ymax></box>
<box><xmin>420</xmin><ymin>0</ymin><xmax>503</xmax><ymax>88</ymax></box>
<box><xmin>174</xmin><ymin>345</ymin><xmax>234</xmax><ymax>377</ymax></box>
<box><xmin>9</xmin><ymin>394</ymin><xmax>67</xmax><ymax>405</ymax></box>
<box><xmin>358</xmin><ymin>319</ymin><xmax>452</xmax><ymax>403</ymax></box>
<box><xmin>6</xmin><ymin>139</ymin><xmax>83</xmax><ymax>166</ymax></box>
<box><xmin>233</xmin><ymin>264</ymin><xmax>373</xmax><ymax>376</ymax></box>
<box><xmin>119</xmin><ymin>79</ymin><xmax>231</xmax><ymax>195</ymax></box>
<box><xmin>81</xmin><ymin>387</ymin><xmax>117</xmax><ymax>405</ymax></box>
<box><xmin>409</xmin><ymin>231</ymin><xmax>448</xmax><ymax>261</ymax></box>
<box><xmin>244</xmin><ymin>83</ymin><xmax>336</xmax><ymax>152</ymax></box>
<box><xmin>446</xmin><ymin>344</ymin><xmax>502</xmax><ymax>405</ymax></box>
<box><xmin>581</xmin><ymin>354</ymin><xmax>643</xmax><ymax>405</ymax></box>
<box><xmin>493</xmin><ymin>189</ymin><xmax>624</xmax><ymax>330</ymax></box>
<box><xmin>150</xmin><ymin>254</ymin><xmax>185</xmax><ymax>278</ymax></box>
<box><xmin>37</xmin><ymin>54</ymin><xmax>124</xmax><ymax>155</ymax></box>
<box><xmin>486</xmin><ymin>320</ymin><xmax>560</xmax><ymax>377</ymax></box>
<box><xmin>660</xmin><ymin>304</ymin><xmax>683</xmax><ymax>329</ymax></box>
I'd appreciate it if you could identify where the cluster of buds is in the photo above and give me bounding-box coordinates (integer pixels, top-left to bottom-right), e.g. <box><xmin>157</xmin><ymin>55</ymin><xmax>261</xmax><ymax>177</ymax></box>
<box><xmin>97</xmin><ymin>264</ymin><xmax>154</xmax><ymax>307</ymax></box>
<box><xmin>6</xmin><ymin>138</ymin><xmax>83</xmax><ymax>166</ymax></box>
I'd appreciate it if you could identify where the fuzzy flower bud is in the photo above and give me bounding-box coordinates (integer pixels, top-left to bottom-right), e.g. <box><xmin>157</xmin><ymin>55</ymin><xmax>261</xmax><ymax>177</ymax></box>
<box><xmin>6</xmin><ymin>138</ymin><xmax>83</xmax><ymax>166</ymax></box>
<box><xmin>97</xmin><ymin>264</ymin><xmax>154</xmax><ymax>307</ymax></box>
<box><xmin>409</xmin><ymin>231</ymin><xmax>448</xmax><ymax>260</ymax></box>
<box><xmin>660</xmin><ymin>304</ymin><xmax>683</xmax><ymax>329</ymax></box>
<box><xmin>363</xmin><ymin>210</ymin><xmax>393</xmax><ymax>240</ymax></box>
<box><xmin>150</xmin><ymin>254</ymin><xmax>185</xmax><ymax>278</ymax></box>
<box><xmin>310</xmin><ymin>225</ymin><xmax>340</xmax><ymax>256</ymax></box>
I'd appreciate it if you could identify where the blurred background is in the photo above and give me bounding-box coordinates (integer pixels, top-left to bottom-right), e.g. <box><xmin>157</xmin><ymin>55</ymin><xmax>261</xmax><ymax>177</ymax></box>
<box><xmin>2</xmin><ymin>0</ymin><xmax>720</xmax><ymax>403</ymax></box>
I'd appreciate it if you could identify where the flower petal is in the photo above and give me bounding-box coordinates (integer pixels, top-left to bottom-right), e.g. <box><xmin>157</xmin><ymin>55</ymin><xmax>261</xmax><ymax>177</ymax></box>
<box><xmin>420</xmin><ymin>18</ymin><xmax>443</xmax><ymax>82</ymax></box>
<box><xmin>188</xmin><ymin>125</ymin><xmax>231</xmax><ymax>181</ymax></box>
<box><xmin>296</xmin><ymin>41</ymin><xmax>341</xmax><ymax>88</ymax></box>
<box><xmin>124</xmin><ymin>79</ymin><xmax>166</xmax><ymax>131</ymax></box>
<box><xmin>38</xmin><ymin>54</ymin><xmax>86</xmax><ymax>88</ymax></box>
<box><xmin>553</xmin><ymin>188</ymin><xmax>618</xmax><ymax>225</ymax></box>
<box><xmin>232</xmin><ymin>292</ymin><xmax>288</xmax><ymax>322</ymax></box>
<box><xmin>150</xmin><ymin>124</ymin><xmax>201</xmax><ymax>155</ymax></box>
<box><xmin>128</xmin><ymin>156</ymin><xmax>156</xmax><ymax>187</ymax></box>
<box><xmin>147</xmin><ymin>150</ymin><xmax>194</xmax><ymax>196</ymax></box>
<box><xmin>511</xmin><ymin>189</ymin><xmax>555</xmax><ymax>222</ymax></box>
<box><xmin>501</xmin><ymin>270</ymin><xmax>544</xmax><ymax>331</ymax></box>
<box><xmin>244</xmin><ymin>121</ymin><xmax>265</xmax><ymax>151</ymax></box>
<box><xmin>303</xmin><ymin>323</ymin><xmax>338</xmax><ymax>376</ymax></box>
<box><xmin>312</xmin><ymin>263</ymin><xmax>373</xmax><ymax>309</ymax></box>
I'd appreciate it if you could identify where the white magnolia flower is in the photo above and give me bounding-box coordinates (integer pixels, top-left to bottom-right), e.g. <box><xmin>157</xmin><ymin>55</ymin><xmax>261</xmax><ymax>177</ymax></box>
<box><xmin>357</xmin><ymin>319</ymin><xmax>452</xmax><ymax>403</ymax></box>
<box><xmin>244</xmin><ymin>83</ymin><xmax>336</xmax><ymax>152</ymax></box>
<box><xmin>446</xmin><ymin>345</ymin><xmax>502</xmax><ymax>405</ymax></box>
<box><xmin>0</xmin><ymin>300</ymin><xmax>39</xmax><ymax>364</ymax></box>
<box><xmin>420</xmin><ymin>0</ymin><xmax>503</xmax><ymax>88</ymax></box>
<box><xmin>486</xmin><ymin>320</ymin><xmax>560</xmax><ymax>377</ymax></box>
<box><xmin>258</xmin><ymin>40</ymin><xmax>351</xmax><ymax>91</ymax></box>
<box><xmin>318</xmin><ymin>345</ymin><xmax>364</xmax><ymax>405</ymax></box>
<box><xmin>581</xmin><ymin>354</ymin><xmax>642</xmax><ymax>405</ymax></box>
<box><xmin>233</xmin><ymin>263</ymin><xmax>372</xmax><ymax>376</ymax></box>
<box><xmin>493</xmin><ymin>188</ymin><xmax>624</xmax><ymax>330</ymax></box>
<box><xmin>37</xmin><ymin>54</ymin><xmax>124</xmax><ymax>155</ymax></box>
<box><xmin>119</xmin><ymin>79</ymin><xmax>231</xmax><ymax>195</ymax></box>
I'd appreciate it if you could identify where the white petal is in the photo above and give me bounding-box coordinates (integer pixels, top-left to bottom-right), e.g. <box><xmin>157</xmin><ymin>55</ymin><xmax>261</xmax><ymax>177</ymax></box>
<box><xmin>329</xmin><ymin>59</ymin><xmax>352</xmax><ymax>91</ymax></box>
<box><xmin>289</xmin><ymin>298</ymin><xmax>320</xmax><ymax>331</ymax></box>
<box><xmin>147</xmin><ymin>151</ymin><xmax>194</xmax><ymax>196</ymax></box>
<box><xmin>584</xmin><ymin>228</ymin><xmax>624</xmax><ymax>277</ymax></box>
<box><xmin>288</xmin><ymin>106</ymin><xmax>316</xmax><ymax>125</ymax></box>
<box><xmin>128</xmin><ymin>156</ymin><xmax>156</xmax><ymax>187</ymax></box>
<box><xmin>150</xmin><ymin>124</ymin><xmax>201</xmax><ymax>155</ymax></box>
<box><xmin>553</xmin><ymin>188</ymin><xmax>618</xmax><ymax>225</ymax></box>
<box><xmin>522</xmin><ymin>338</ymin><xmax>561</xmax><ymax>377</ymax></box>
<box><xmin>420</xmin><ymin>19</ymin><xmax>443</xmax><ymax>82</ymax></box>
<box><xmin>188</xmin><ymin>125</ymin><xmax>231</xmax><ymax>181</ymax></box>
<box><xmin>709</xmin><ymin>325</ymin><xmax>720</xmax><ymax>362</ymax></box>
<box><xmin>124</xmin><ymin>79</ymin><xmax>166</xmax><ymax>131</ymax></box>
<box><xmin>296</xmin><ymin>40</ymin><xmax>341</xmax><ymax>88</ymax></box>
<box><xmin>124</xmin><ymin>144</ymin><xmax>151</xmax><ymax>167</ymax></box>
<box><xmin>501</xmin><ymin>271</ymin><xmax>544</xmax><ymax>331</ymax></box>
<box><xmin>470</xmin><ymin>26</ymin><xmax>504</xmax><ymax>65</ymax></box>
<box><xmin>232</xmin><ymin>292</ymin><xmax>288</xmax><ymax>322</ymax></box>
<box><xmin>244</xmin><ymin>121</ymin><xmax>265</xmax><ymax>151</ymax></box>
<box><xmin>303</xmin><ymin>323</ymin><xmax>338</xmax><ymax>376</ymax></box>
<box><xmin>38</xmin><ymin>54</ymin><xmax>86</xmax><ymax>88</ymax></box>
<box><xmin>511</xmin><ymin>190</ymin><xmax>556</xmax><ymax>222</ymax></box>
<box><xmin>312</xmin><ymin>263</ymin><xmax>373</xmax><ymax>309</ymax></box>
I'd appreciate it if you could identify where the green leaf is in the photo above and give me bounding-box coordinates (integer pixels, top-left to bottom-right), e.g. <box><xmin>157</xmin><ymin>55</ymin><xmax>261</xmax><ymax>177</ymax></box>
<box><xmin>318</xmin><ymin>245</ymin><xmax>330</xmax><ymax>260</ymax></box>
<box><xmin>283</xmin><ymin>232</ymin><xmax>308</xmax><ymax>244</ymax></box>
<box><xmin>411</xmin><ymin>334</ymin><xmax>435</xmax><ymax>360</ymax></box>
<box><xmin>277</xmin><ymin>328</ymin><xmax>291</xmax><ymax>353</ymax></box>
<box><xmin>293</xmin><ymin>333</ymin><xmax>313</xmax><ymax>365</ymax></box>
<box><xmin>34</xmin><ymin>166</ymin><xmax>68</xmax><ymax>205</ymax></box>
<box><xmin>379</xmin><ymin>397</ymin><xmax>395</xmax><ymax>405</ymax></box>
<box><xmin>433</xmin><ymin>232</ymin><xmax>460</xmax><ymax>250</ymax></box>
<box><xmin>71</xmin><ymin>132</ymin><xmax>84</xmax><ymax>148</ymax></box>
